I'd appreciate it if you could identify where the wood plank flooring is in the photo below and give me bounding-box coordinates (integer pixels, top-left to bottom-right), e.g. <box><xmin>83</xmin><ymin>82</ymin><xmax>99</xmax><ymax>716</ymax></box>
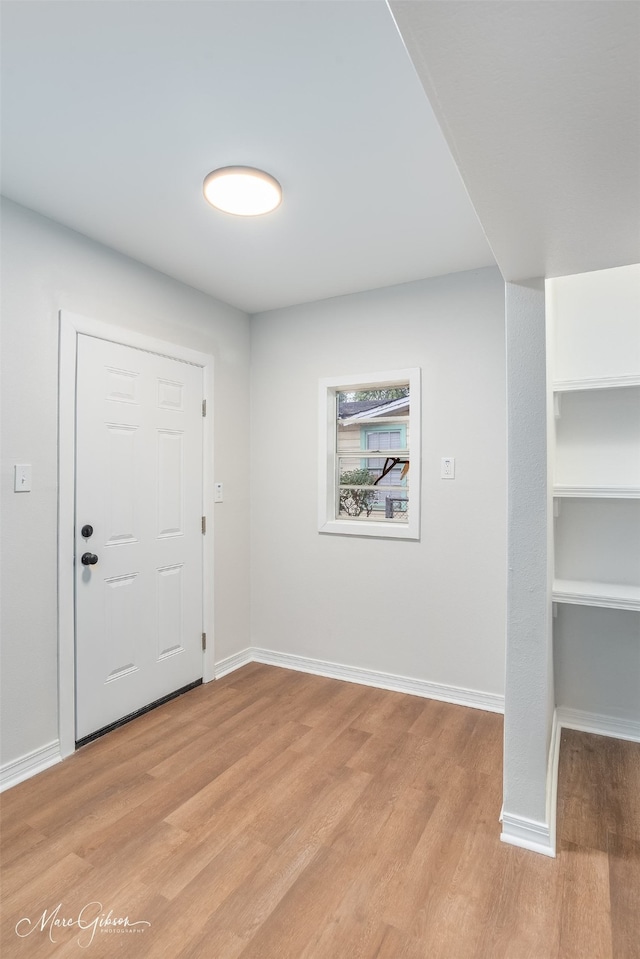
<box><xmin>1</xmin><ymin>664</ymin><xmax>638</xmax><ymax>958</ymax></box>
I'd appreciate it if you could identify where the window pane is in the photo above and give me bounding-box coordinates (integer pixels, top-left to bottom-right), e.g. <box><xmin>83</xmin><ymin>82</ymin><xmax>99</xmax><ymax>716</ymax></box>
<box><xmin>335</xmin><ymin>384</ymin><xmax>410</xmax><ymax>523</ymax></box>
<box><xmin>337</xmin><ymin>487</ymin><xmax>409</xmax><ymax>522</ymax></box>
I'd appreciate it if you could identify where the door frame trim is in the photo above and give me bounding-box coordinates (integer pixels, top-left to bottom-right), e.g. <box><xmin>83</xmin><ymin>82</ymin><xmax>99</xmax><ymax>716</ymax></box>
<box><xmin>58</xmin><ymin>310</ymin><xmax>215</xmax><ymax>758</ymax></box>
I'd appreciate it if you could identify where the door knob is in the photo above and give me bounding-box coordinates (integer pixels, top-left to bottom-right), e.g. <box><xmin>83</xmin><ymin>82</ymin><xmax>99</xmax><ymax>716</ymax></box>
<box><xmin>81</xmin><ymin>552</ymin><xmax>99</xmax><ymax>566</ymax></box>
<box><xmin>81</xmin><ymin>525</ymin><xmax>94</xmax><ymax>538</ymax></box>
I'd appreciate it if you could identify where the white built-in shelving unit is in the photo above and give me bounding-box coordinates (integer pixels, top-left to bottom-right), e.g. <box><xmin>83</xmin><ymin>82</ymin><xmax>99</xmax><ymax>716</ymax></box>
<box><xmin>548</xmin><ymin>265</ymin><xmax>640</xmax><ymax>733</ymax></box>
<box><xmin>552</xmin><ymin>379</ymin><xmax>640</xmax><ymax>611</ymax></box>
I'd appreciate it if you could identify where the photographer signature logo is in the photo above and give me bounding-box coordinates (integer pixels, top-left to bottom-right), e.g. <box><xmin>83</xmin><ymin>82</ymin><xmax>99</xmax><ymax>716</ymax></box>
<box><xmin>15</xmin><ymin>901</ymin><xmax>151</xmax><ymax>947</ymax></box>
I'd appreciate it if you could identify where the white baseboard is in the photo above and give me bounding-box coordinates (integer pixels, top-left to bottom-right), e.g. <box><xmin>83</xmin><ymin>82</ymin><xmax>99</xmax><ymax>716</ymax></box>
<box><xmin>214</xmin><ymin>648</ymin><xmax>253</xmax><ymax>679</ymax></box>
<box><xmin>219</xmin><ymin>646</ymin><xmax>504</xmax><ymax>713</ymax></box>
<box><xmin>500</xmin><ymin>812</ymin><xmax>556</xmax><ymax>857</ymax></box>
<box><xmin>500</xmin><ymin>704</ymin><xmax>640</xmax><ymax>859</ymax></box>
<box><xmin>546</xmin><ymin>709</ymin><xmax>561</xmax><ymax>854</ymax></box>
<box><xmin>556</xmin><ymin>707</ymin><xmax>640</xmax><ymax>743</ymax></box>
<box><xmin>500</xmin><ymin>708</ymin><xmax>560</xmax><ymax>858</ymax></box>
<box><xmin>0</xmin><ymin>740</ymin><xmax>61</xmax><ymax>793</ymax></box>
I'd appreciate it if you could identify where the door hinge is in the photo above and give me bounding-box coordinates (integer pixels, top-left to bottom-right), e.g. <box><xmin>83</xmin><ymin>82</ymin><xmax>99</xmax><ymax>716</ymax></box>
<box><xmin>202</xmin><ymin>632</ymin><xmax>207</xmax><ymax>651</ymax></box>
<box><xmin>201</xmin><ymin>515</ymin><xmax>206</xmax><ymax>534</ymax></box>
<box><xmin>202</xmin><ymin>399</ymin><xmax>207</xmax><ymax>417</ymax></box>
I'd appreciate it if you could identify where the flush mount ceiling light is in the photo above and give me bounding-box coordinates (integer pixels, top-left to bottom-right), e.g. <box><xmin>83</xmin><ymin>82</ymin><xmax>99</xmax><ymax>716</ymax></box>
<box><xmin>203</xmin><ymin>166</ymin><xmax>282</xmax><ymax>217</ymax></box>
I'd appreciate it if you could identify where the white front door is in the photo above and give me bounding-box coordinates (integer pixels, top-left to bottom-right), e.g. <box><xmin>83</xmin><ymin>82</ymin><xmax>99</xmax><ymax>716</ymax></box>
<box><xmin>74</xmin><ymin>334</ymin><xmax>204</xmax><ymax>741</ymax></box>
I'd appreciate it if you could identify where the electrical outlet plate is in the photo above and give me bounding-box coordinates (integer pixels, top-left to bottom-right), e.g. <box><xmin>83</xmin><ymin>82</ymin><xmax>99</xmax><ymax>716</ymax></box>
<box><xmin>440</xmin><ymin>457</ymin><xmax>455</xmax><ymax>479</ymax></box>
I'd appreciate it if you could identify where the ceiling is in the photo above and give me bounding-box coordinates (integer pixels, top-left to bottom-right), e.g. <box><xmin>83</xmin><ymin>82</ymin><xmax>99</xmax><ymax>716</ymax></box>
<box><xmin>390</xmin><ymin>0</ymin><xmax>640</xmax><ymax>283</ymax></box>
<box><xmin>0</xmin><ymin>0</ymin><xmax>493</xmax><ymax>315</ymax></box>
<box><xmin>2</xmin><ymin>2</ymin><xmax>638</xmax><ymax>315</ymax></box>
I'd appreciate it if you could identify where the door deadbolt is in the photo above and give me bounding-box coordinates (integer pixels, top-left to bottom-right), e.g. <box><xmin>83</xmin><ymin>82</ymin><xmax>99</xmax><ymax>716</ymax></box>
<box><xmin>81</xmin><ymin>552</ymin><xmax>99</xmax><ymax>566</ymax></box>
<box><xmin>81</xmin><ymin>525</ymin><xmax>94</xmax><ymax>538</ymax></box>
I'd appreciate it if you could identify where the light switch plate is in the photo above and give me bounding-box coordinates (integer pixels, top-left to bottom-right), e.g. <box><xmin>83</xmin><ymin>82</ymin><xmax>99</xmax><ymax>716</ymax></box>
<box><xmin>14</xmin><ymin>464</ymin><xmax>32</xmax><ymax>492</ymax></box>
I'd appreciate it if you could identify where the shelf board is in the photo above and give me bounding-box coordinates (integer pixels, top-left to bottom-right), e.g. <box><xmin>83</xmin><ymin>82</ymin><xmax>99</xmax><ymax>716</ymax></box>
<box><xmin>553</xmin><ymin>374</ymin><xmax>640</xmax><ymax>393</ymax></box>
<box><xmin>553</xmin><ymin>486</ymin><xmax>640</xmax><ymax>499</ymax></box>
<box><xmin>553</xmin><ymin>579</ymin><xmax>640</xmax><ymax>611</ymax></box>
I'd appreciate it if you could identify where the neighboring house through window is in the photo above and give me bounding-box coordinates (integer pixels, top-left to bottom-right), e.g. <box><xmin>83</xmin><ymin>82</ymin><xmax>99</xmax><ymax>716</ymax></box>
<box><xmin>362</xmin><ymin>424</ymin><xmax>407</xmax><ymax>512</ymax></box>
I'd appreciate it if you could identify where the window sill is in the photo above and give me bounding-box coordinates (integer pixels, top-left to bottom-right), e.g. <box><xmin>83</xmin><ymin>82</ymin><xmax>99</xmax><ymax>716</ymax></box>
<box><xmin>319</xmin><ymin>518</ymin><xmax>419</xmax><ymax>540</ymax></box>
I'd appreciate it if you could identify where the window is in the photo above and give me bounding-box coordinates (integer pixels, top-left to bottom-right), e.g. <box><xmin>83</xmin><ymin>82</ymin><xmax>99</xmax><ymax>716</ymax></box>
<box><xmin>318</xmin><ymin>368</ymin><xmax>420</xmax><ymax>539</ymax></box>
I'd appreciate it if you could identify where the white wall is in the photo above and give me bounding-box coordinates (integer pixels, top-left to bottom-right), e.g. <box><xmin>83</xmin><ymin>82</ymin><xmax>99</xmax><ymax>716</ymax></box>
<box><xmin>550</xmin><ymin>264</ymin><xmax>640</xmax><ymax>381</ymax></box>
<box><xmin>502</xmin><ymin>279</ymin><xmax>555</xmax><ymax>854</ymax></box>
<box><xmin>554</xmin><ymin>606</ymin><xmax>640</xmax><ymax>723</ymax></box>
<box><xmin>250</xmin><ymin>268</ymin><xmax>506</xmax><ymax>697</ymax></box>
<box><xmin>0</xmin><ymin>198</ymin><xmax>251</xmax><ymax>768</ymax></box>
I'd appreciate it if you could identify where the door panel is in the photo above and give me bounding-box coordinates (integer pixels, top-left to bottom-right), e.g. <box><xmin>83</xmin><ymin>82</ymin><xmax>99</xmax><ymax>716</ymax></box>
<box><xmin>105</xmin><ymin>424</ymin><xmax>139</xmax><ymax>543</ymax></box>
<box><xmin>157</xmin><ymin>430</ymin><xmax>184</xmax><ymax>536</ymax></box>
<box><xmin>75</xmin><ymin>334</ymin><xmax>203</xmax><ymax>740</ymax></box>
<box><xmin>157</xmin><ymin>564</ymin><xmax>184</xmax><ymax>659</ymax></box>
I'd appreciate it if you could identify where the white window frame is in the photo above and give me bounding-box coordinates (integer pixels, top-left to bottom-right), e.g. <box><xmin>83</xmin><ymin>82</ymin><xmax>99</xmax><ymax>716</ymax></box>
<box><xmin>318</xmin><ymin>367</ymin><xmax>421</xmax><ymax>540</ymax></box>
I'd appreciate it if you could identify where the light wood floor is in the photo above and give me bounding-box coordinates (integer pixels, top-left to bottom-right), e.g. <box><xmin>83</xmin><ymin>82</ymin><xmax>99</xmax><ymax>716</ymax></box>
<box><xmin>1</xmin><ymin>664</ymin><xmax>638</xmax><ymax>958</ymax></box>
